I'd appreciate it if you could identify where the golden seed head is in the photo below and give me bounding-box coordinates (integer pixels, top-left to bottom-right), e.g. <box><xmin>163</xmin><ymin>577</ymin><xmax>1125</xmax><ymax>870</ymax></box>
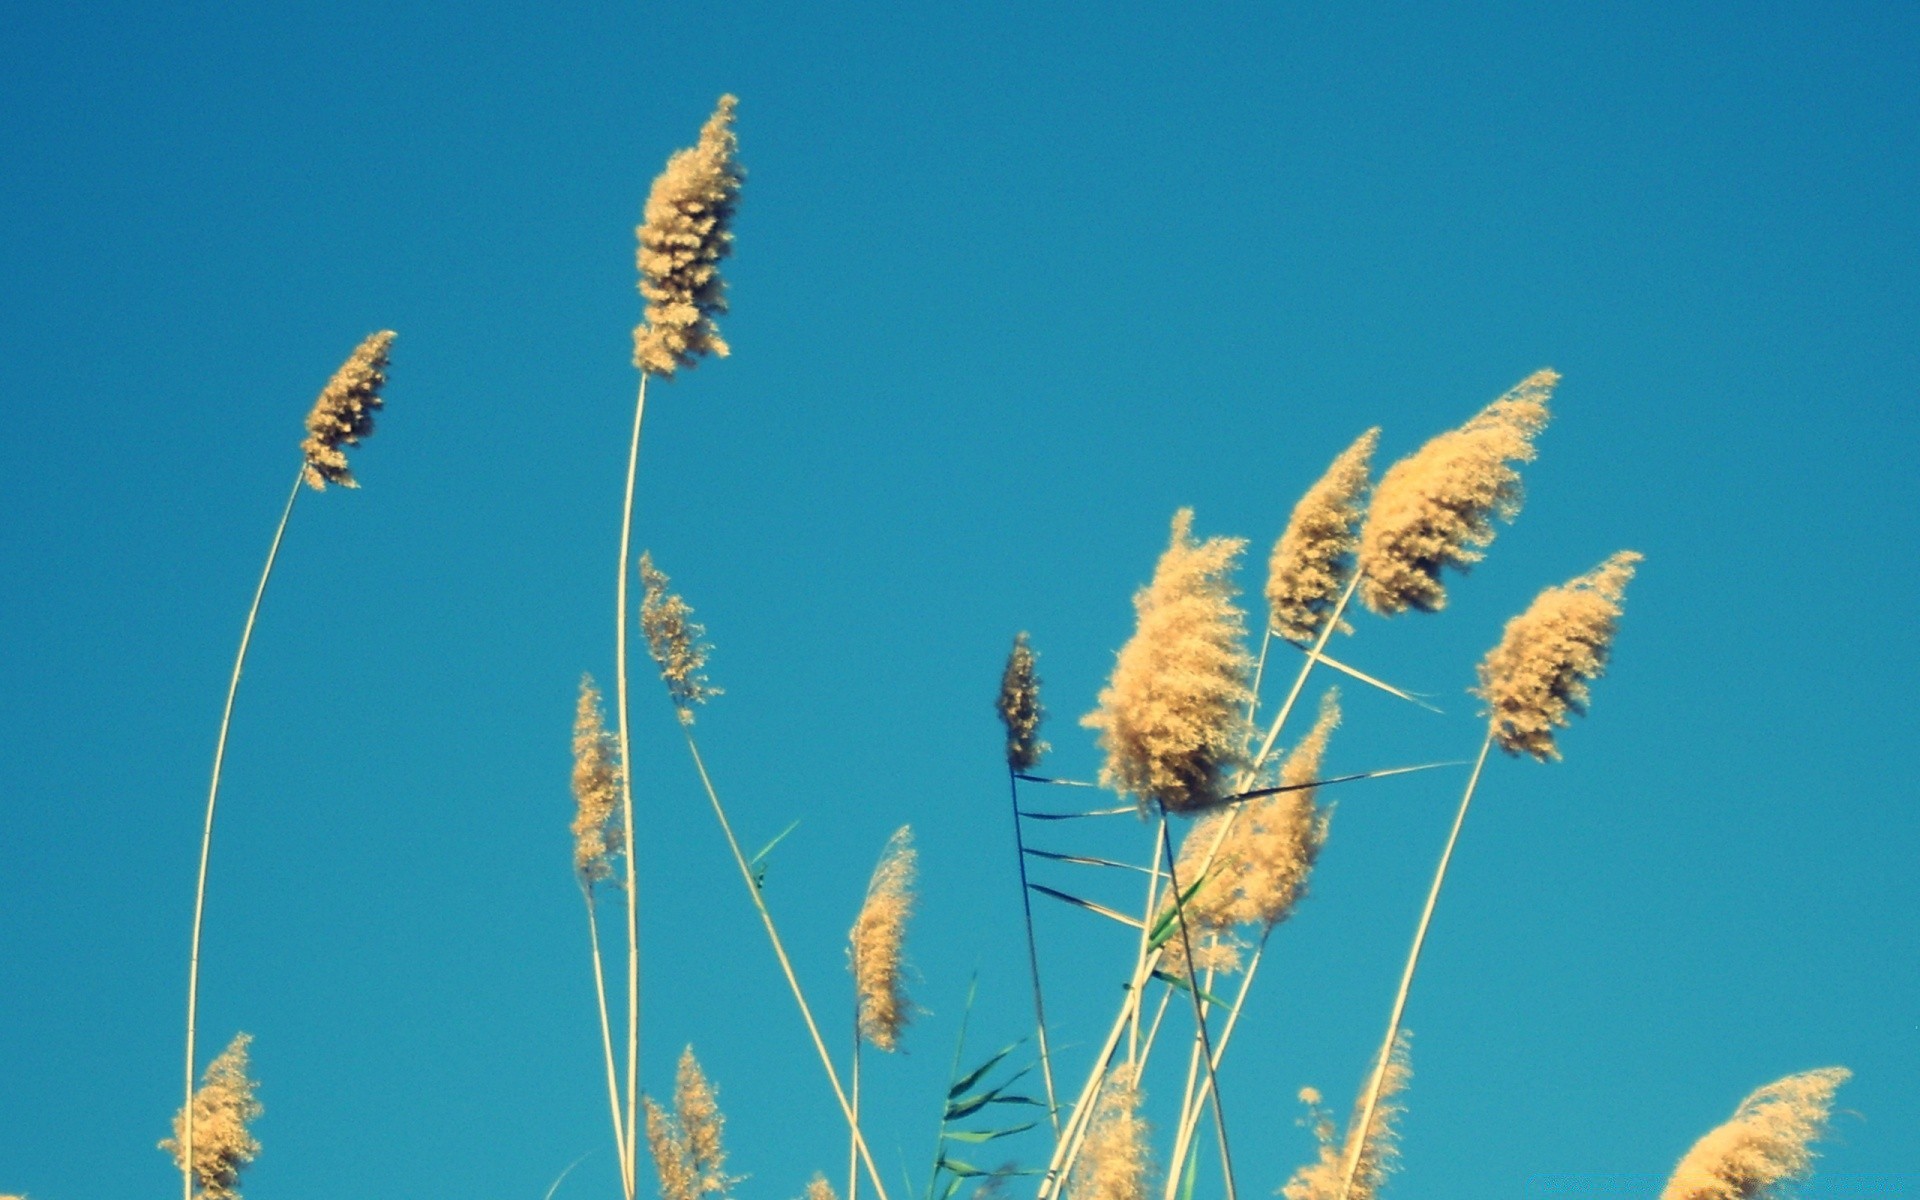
<box><xmin>1357</xmin><ymin>370</ymin><xmax>1555</xmax><ymax>615</ymax></box>
<box><xmin>639</xmin><ymin>552</ymin><xmax>721</xmax><ymax>723</ymax></box>
<box><xmin>634</xmin><ymin>95</ymin><xmax>743</xmax><ymax>378</ymax></box>
<box><xmin>996</xmin><ymin>632</ymin><xmax>1049</xmax><ymax>772</ymax></box>
<box><xmin>300</xmin><ymin>331</ymin><xmax>395</xmax><ymax>491</ymax></box>
<box><xmin>1082</xmin><ymin>510</ymin><xmax>1254</xmax><ymax>814</ymax></box>
<box><xmin>802</xmin><ymin>1176</ymin><xmax>839</xmax><ymax>1200</ymax></box>
<box><xmin>646</xmin><ymin>1048</ymin><xmax>735</xmax><ymax>1200</ymax></box>
<box><xmin>1474</xmin><ymin>551</ymin><xmax>1641</xmax><ymax>761</ymax></box>
<box><xmin>1281</xmin><ymin>1031</ymin><xmax>1412</xmax><ymax>1200</ymax></box>
<box><xmin>570</xmin><ymin>675</ymin><xmax>625</xmax><ymax>885</ymax></box>
<box><xmin>849</xmin><ymin>826</ymin><xmax>917</xmax><ymax>1052</ymax></box>
<box><xmin>161</xmin><ymin>1033</ymin><xmax>263</xmax><ymax>1200</ymax></box>
<box><xmin>1268</xmin><ymin>428</ymin><xmax>1379</xmax><ymax>644</ymax></box>
<box><xmin>1661</xmin><ymin>1068</ymin><xmax>1849</xmax><ymax>1200</ymax></box>
<box><xmin>1069</xmin><ymin>1064</ymin><xmax>1154</xmax><ymax>1200</ymax></box>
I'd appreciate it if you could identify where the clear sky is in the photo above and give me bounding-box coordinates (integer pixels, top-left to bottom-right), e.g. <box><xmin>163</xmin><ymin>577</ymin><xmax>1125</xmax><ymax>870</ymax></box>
<box><xmin>2</xmin><ymin>2</ymin><xmax>1915</xmax><ymax>1199</ymax></box>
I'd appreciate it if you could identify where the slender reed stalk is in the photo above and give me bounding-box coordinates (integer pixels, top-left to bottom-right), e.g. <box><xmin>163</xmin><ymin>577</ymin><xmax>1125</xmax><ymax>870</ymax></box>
<box><xmin>1335</xmin><ymin>735</ymin><xmax>1491</xmax><ymax>1200</ymax></box>
<box><xmin>582</xmin><ymin>887</ymin><xmax>632</xmax><ymax>1200</ymax></box>
<box><xmin>613</xmin><ymin>370</ymin><xmax>651</xmax><ymax>1195</ymax></box>
<box><xmin>1155</xmin><ymin>816</ymin><xmax>1236</xmax><ymax>1200</ymax></box>
<box><xmin>182</xmin><ymin>466</ymin><xmax>302</xmax><ymax>1200</ymax></box>
<box><xmin>677</xmin><ymin>728</ymin><xmax>892</xmax><ymax>1200</ymax></box>
<box><xmin>1007</xmin><ymin>767</ymin><xmax>1062</xmax><ymax>1137</ymax></box>
<box><xmin>847</xmin><ymin>1031</ymin><xmax>862</xmax><ymax>1200</ymax></box>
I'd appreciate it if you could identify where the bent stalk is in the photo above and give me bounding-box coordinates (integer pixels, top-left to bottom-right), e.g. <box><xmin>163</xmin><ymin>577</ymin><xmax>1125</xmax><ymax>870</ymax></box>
<box><xmin>183</xmin><ymin>465</ymin><xmax>304</xmax><ymax>1200</ymax></box>
<box><xmin>1335</xmin><ymin>734</ymin><xmax>1494</xmax><ymax>1200</ymax></box>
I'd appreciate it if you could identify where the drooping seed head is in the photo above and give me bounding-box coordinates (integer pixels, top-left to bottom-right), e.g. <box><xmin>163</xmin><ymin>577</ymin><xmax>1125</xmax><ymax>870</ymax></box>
<box><xmin>1660</xmin><ymin>1068</ymin><xmax>1849</xmax><ymax>1200</ymax></box>
<box><xmin>1358</xmin><ymin>371</ymin><xmax>1555</xmax><ymax>615</ymax></box>
<box><xmin>849</xmin><ymin>826</ymin><xmax>916</xmax><ymax>1052</ymax></box>
<box><xmin>1082</xmin><ymin>510</ymin><xmax>1254</xmax><ymax>814</ymax></box>
<box><xmin>1281</xmin><ymin>1031</ymin><xmax>1411</xmax><ymax>1200</ymax></box>
<box><xmin>570</xmin><ymin>675</ymin><xmax>624</xmax><ymax>885</ymax></box>
<box><xmin>1268</xmin><ymin>429</ymin><xmax>1379</xmax><ymax>643</ymax></box>
<box><xmin>1474</xmin><ymin>551</ymin><xmax>1641</xmax><ymax>762</ymax></box>
<box><xmin>161</xmin><ymin>1033</ymin><xmax>263</xmax><ymax>1200</ymax></box>
<box><xmin>1069</xmin><ymin>1064</ymin><xmax>1154</xmax><ymax>1200</ymax></box>
<box><xmin>634</xmin><ymin>96</ymin><xmax>743</xmax><ymax>378</ymax></box>
<box><xmin>301</xmin><ymin>331</ymin><xmax>395</xmax><ymax>490</ymax></box>
<box><xmin>639</xmin><ymin>552</ymin><xmax>721</xmax><ymax>723</ymax></box>
<box><xmin>996</xmin><ymin>632</ymin><xmax>1049</xmax><ymax>772</ymax></box>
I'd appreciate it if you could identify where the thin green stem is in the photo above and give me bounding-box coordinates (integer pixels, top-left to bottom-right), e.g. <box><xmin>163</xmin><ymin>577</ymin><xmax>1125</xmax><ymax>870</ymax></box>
<box><xmin>1006</xmin><ymin>768</ymin><xmax>1062</xmax><ymax>1139</ymax></box>
<box><xmin>184</xmin><ymin>464</ymin><xmax>304</xmax><ymax>1200</ymax></box>
<box><xmin>582</xmin><ymin>884</ymin><xmax>632</xmax><ymax>1200</ymax></box>
<box><xmin>614</xmin><ymin>371</ymin><xmax>651</xmax><ymax>1193</ymax></box>
<box><xmin>1335</xmin><ymin>734</ymin><xmax>1494</xmax><ymax>1200</ymax></box>
<box><xmin>679</xmin><ymin>728</ymin><xmax>892</xmax><ymax>1200</ymax></box>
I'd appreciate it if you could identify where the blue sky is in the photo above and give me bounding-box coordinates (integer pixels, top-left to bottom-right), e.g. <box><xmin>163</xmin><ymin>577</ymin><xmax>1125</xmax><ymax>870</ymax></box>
<box><xmin>1</xmin><ymin>2</ymin><xmax>1915</xmax><ymax>1198</ymax></box>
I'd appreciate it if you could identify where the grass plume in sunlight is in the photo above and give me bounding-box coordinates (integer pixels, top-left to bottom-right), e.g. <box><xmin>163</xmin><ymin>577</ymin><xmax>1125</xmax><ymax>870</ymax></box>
<box><xmin>635</xmin><ymin>95</ymin><xmax>743</xmax><ymax>377</ymax></box>
<box><xmin>1281</xmin><ymin>1033</ymin><xmax>1410</xmax><ymax>1200</ymax></box>
<box><xmin>850</xmin><ymin>826</ymin><xmax>917</xmax><ymax>1053</ymax></box>
<box><xmin>300</xmin><ymin>331</ymin><xmax>395</xmax><ymax>490</ymax></box>
<box><xmin>1267</xmin><ymin>429</ymin><xmax>1378</xmax><ymax>644</ymax></box>
<box><xmin>162</xmin><ymin>1034</ymin><xmax>261</xmax><ymax>1200</ymax></box>
<box><xmin>1660</xmin><ymin>1068</ymin><xmax>1849</xmax><ymax>1200</ymax></box>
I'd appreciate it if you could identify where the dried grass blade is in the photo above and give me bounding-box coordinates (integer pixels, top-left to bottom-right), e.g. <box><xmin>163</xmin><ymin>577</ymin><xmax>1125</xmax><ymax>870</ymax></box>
<box><xmin>1027</xmin><ymin>884</ymin><xmax>1147</xmax><ymax>929</ymax></box>
<box><xmin>1024</xmin><ymin>847</ymin><xmax>1159</xmax><ymax>874</ymax></box>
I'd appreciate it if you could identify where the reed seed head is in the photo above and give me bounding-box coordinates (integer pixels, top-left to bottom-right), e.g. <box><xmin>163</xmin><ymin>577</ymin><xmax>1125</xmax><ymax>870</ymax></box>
<box><xmin>802</xmin><ymin>1176</ymin><xmax>839</xmax><ymax>1200</ymax></box>
<box><xmin>997</xmin><ymin>632</ymin><xmax>1049</xmax><ymax>772</ymax></box>
<box><xmin>1083</xmin><ymin>510</ymin><xmax>1254</xmax><ymax>814</ymax></box>
<box><xmin>1281</xmin><ymin>1031</ymin><xmax>1411</xmax><ymax>1200</ymax></box>
<box><xmin>1069</xmin><ymin>1064</ymin><xmax>1153</xmax><ymax>1200</ymax></box>
<box><xmin>849</xmin><ymin>826</ymin><xmax>916</xmax><ymax>1052</ymax></box>
<box><xmin>639</xmin><ymin>552</ymin><xmax>721</xmax><ymax>723</ymax></box>
<box><xmin>635</xmin><ymin>95</ymin><xmax>743</xmax><ymax>378</ymax></box>
<box><xmin>646</xmin><ymin>1048</ymin><xmax>735</xmax><ymax>1200</ymax></box>
<box><xmin>570</xmin><ymin>675</ymin><xmax>624</xmax><ymax>885</ymax></box>
<box><xmin>1357</xmin><ymin>370</ymin><xmax>1555</xmax><ymax>615</ymax></box>
<box><xmin>300</xmin><ymin>331</ymin><xmax>394</xmax><ymax>491</ymax></box>
<box><xmin>161</xmin><ymin>1033</ymin><xmax>262</xmax><ymax>1200</ymax></box>
<box><xmin>1268</xmin><ymin>429</ymin><xmax>1379</xmax><ymax>644</ymax></box>
<box><xmin>1660</xmin><ymin>1068</ymin><xmax>1849</xmax><ymax>1200</ymax></box>
<box><xmin>1474</xmin><ymin>551</ymin><xmax>1641</xmax><ymax>762</ymax></box>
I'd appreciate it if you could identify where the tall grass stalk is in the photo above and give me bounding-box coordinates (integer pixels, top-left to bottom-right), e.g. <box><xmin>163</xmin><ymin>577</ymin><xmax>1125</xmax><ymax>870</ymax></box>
<box><xmin>1006</xmin><ymin>766</ymin><xmax>1063</xmax><ymax>1138</ymax></box>
<box><xmin>582</xmin><ymin>884</ymin><xmax>632</xmax><ymax>1200</ymax></box>
<box><xmin>1335</xmin><ymin>734</ymin><xmax>1493</xmax><ymax>1200</ymax></box>
<box><xmin>182</xmin><ymin>464</ymin><xmax>303</xmax><ymax>1200</ymax></box>
<box><xmin>1155</xmin><ymin>817</ymin><xmax>1236</xmax><ymax>1200</ymax></box>
<box><xmin>676</xmin><ymin>728</ymin><xmax>892</xmax><ymax>1200</ymax></box>
<box><xmin>613</xmin><ymin>370</ymin><xmax>652</xmax><ymax>1196</ymax></box>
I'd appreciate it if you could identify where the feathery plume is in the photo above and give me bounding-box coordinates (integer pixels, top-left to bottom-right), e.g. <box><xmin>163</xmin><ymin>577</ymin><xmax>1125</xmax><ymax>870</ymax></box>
<box><xmin>635</xmin><ymin>95</ymin><xmax>743</xmax><ymax>377</ymax></box>
<box><xmin>161</xmin><ymin>1033</ymin><xmax>262</xmax><ymax>1200</ymax></box>
<box><xmin>646</xmin><ymin>1048</ymin><xmax>735</xmax><ymax>1200</ymax></box>
<box><xmin>1357</xmin><ymin>370</ymin><xmax>1555</xmax><ymax>615</ymax></box>
<box><xmin>1474</xmin><ymin>551</ymin><xmax>1641</xmax><ymax>762</ymax></box>
<box><xmin>849</xmin><ymin>826</ymin><xmax>917</xmax><ymax>1052</ymax></box>
<box><xmin>802</xmin><ymin>1176</ymin><xmax>840</xmax><ymax>1200</ymax></box>
<box><xmin>1281</xmin><ymin>1032</ymin><xmax>1411</xmax><ymax>1200</ymax></box>
<box><xmin>570</xmin><ymin>675</ymin><xmax>624</xmax><ymax>884</ymax></box>
<box><xmin>1268</xmin><ymin>429</ymin><xmax>1379</xmax><ymax>643</ymax></box>
<box><xmin>1069</xmin><ymin>1064</ymin><xmax>1153</xmax><ymax>1200</ymax></box>
<box><xmin>1661</xmin><ymin>1068</ymin><xmax>1849</xmax><ymax>1200</ymax></box>
<box><xmin>1082</xmin><ymin>510</ymin><xmax>1254</xmax><ymax>814</ymax></box>
<box><xmin>997</xmin><ymin>632</ymin><xmax>1049</xmax><ymax>772</ymax></box>
<box><xmin>1163</xmin><ymin>691</ymin><xmax>1339</xmax><ymax>975</ymax></box>
<box><xmin>300</xmin><ymin>331</ymin><xmax>395</xmax><ymax>490</ymax></box>
<box><xmin>639</xmin><ymin>552</ymin><xmax>721</xmax><ymax>722</ymax></box>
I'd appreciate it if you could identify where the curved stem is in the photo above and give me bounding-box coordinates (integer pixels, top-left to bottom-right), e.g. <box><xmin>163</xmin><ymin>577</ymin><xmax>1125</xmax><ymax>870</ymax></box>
<box><xmin>1336</xmin><ymin>734</ymin><xmax>1494</xmax><ymax>1200</ymax></box>
<box><xmin>183</xmin><ymin>465</ymin><xmax>304</xmax><ymax>1200</ymax></box>
<box><xmin>1006</xmin><ymin>768</ymin><xmax>1062</xmax><ymax>1139</ymax></box>
<box><xmin>583</xmin><ymin>884</ymin><xmax>632</xmax><ymax>1200</ymax></box>
<box><xmin>679</xmin><ymin>728</ymin><xmax>892</xmax><ymax>1200</ymax></box>
<box><xmin>614</xmin><ymin>371</ymin><xmax>651</xmax><ymax>1191</ymax></box>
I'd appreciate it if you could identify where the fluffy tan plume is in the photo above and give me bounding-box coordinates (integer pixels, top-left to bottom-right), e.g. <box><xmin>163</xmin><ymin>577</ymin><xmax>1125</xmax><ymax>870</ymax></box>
<box><xmin>300</xmin><ymin>331</ymin><xmax>395</xmax><ymax>490</ymax></box>
<box><xmin>1069</xmin><ymin>1064</ymin><xmax>1154</xmax><ymax>1200</ymax></box>
<box><xmin>1268</xmin><ymin>429</ymin><xmax>1379</xmax><ymax>643</ymax></box>
<box><xmin>1660</xmin><ymin>1068</ymin><xmax>1849</xmax><ymax>1200</ymax></box>
<box><xmin>635</xmin><ymin>95</ymin><xmax>743</xmax><ymax>377</ymax></box>
<box><xmin>801</xmin><ymin>1176</ymin><xmax>839</xmax><ymax>1200</ymax></box>
<box><xmin>570</xmin><ymin>675</ymin><xmax>624</xmax><ymax>884</ymax></box>
<box><xmin>1163</xmin><ymin>690</ymin><xmax>1339</xmax><ymax>975</ymax></box>
<box><xmin>646</xmin><ymin>1048</ymin><xmax>735</xmax><ymax>1200</ymax></box>
<box><xmin>1357</xmin><ymin>370</ymin><xmax>1555</xmax><ymax>615</ymax></box>
<box><xmin>1474</xmin><ymin>551</ymin><xmax>1641</xmax><ymax>761</ymax></box>
<box><xmin>639</xmin><ymin>552</ymin><xmax>721</xmax><ymax>722</ymax></box>
<box><xmin>1281</xmin><ymin>1032</ymin><xmax>1411</xmax><ymax>1200</ymax></box>
<box><xmin>161</xmin><ymin>1033</ymin><xmax>262</xmax><ymax>1200</ymax></box>
<box><xmin>849</xmin><ymin>826</ymin><xmax>917</xmax><ymax>1052</ymax></box>
<box><xmin>997</xmin><ymin>632</ymin><xmax>1049</xmax><ymax>772</ymax></box>
<box><xmin>1082</xmin><ymin>510</ymin><xmax>1253</xmax><ymax>814</ymax></box>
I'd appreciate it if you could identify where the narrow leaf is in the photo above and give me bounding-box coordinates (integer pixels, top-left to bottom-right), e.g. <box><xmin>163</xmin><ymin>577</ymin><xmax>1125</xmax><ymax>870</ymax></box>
<box><xmin>1023</xmin><ymin>847</ymin><xmax>1157</xmax><ymax>875</ymax></box>
<box><xmin>1017</xmin><ymin>805</ymin><xmax>1137</xmax><ymax>821</ymax></box>
<box><xmin>1026</xmin><ymin>884</ymin><xmax>1145</xmax><ymax>930</ymax></box>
